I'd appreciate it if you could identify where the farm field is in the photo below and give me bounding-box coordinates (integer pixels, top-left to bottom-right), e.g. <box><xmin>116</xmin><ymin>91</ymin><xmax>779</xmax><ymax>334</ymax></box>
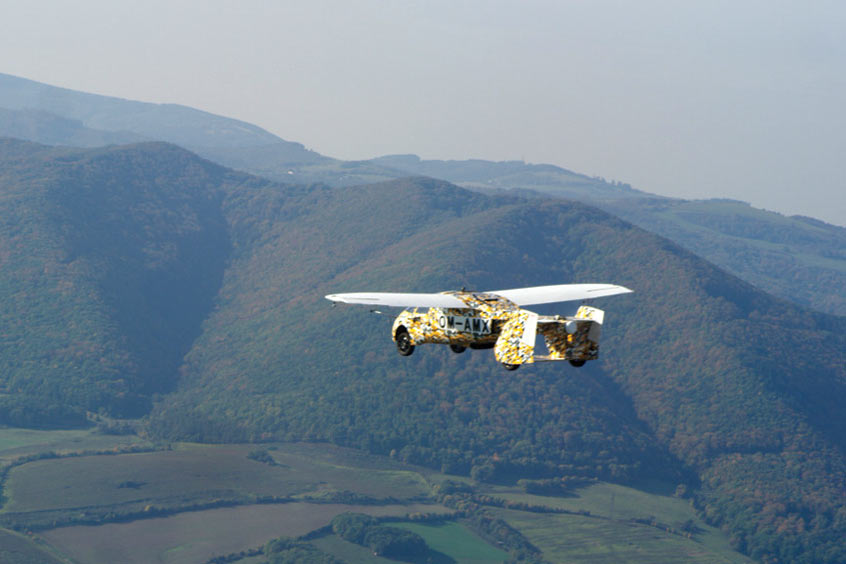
<box><xmin>41</xmin><ymin>502</ymin><xmax>449</xmax><ymax>564</ymax></box>
<box><xmin>3</xmin><ymin>442</ymin><xmax>431</xmax><ymax>515</ymax></box>
<box><xmin>305</xmin><ymin>522</ymin><xmax>509</xmax><ymax>564</ymax></box>
<box><xmin>0</xmin><ymin>528</ymin><xmax>69</xmax><ymax>564</ymax></box>
<box><xmin>489</xmin><ymin>507</ymin><xmax>750</xmax><ymax>564</ymax></box>
<box><xmin>0</xmin><ymin>428</ymin><xmax>750</xmax><ymax>564</ymax></box>
<box><xmin>0</xmin><ymin>427</ymin><xmax>145</xmax><ymax>464</ymax></box>
<box><xmin>486</xmin><ymin>480</ymin><xmax>750</xmax><ymax>561</ymax></box>
<box><xmin>392</xmin><ymin>521</ymin><xmax>508</xmax><ymax>563</ymax></box>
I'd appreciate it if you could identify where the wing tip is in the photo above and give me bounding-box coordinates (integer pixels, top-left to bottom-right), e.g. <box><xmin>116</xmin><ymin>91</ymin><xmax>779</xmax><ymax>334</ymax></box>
<box><xmin>590</xmin><ymin>284</ymin><xmax>634</xmax><ymax>297</ymax></box>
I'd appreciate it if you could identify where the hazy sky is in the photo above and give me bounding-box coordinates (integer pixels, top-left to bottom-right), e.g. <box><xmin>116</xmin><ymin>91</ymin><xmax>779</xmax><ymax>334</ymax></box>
<box><xmin>2</xmin><ymin>1</ymin><xmax>845</xmax><ymax>225</ymax></box>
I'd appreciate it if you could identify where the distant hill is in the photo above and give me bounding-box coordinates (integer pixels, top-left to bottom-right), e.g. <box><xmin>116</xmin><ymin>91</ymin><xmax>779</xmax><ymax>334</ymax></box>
<box><xmin>366</xmin><ymin>156</ymin><xmax>846</xmax><ymax>316</ymax></box>
<box><xmin>2</xmin><ymin>139</ymin><xmax>845</xmax><ymax>562</ymax></box>
<box><xmin>369</xmin><ymin>153</ymin><xmax>646</xmax><ymax>200</ymax></box>
<box><xmin>0</xmin><ymin>72</ymin><xmax>329</xmax><ymax>170</ymax></box>
<box><xmin>598</xmin><ymin>197</ymin><xmax>846</xmax><ymax>316</ymax></box>
<box><xmin>0</xmin><ymin>107</ymin><xmax>146</xmax><ymax>147</ymax></box>
<box><xmin>2</xmin><ymin>72</ymin><xmax>843</xmax><ymax>318</ymax></box>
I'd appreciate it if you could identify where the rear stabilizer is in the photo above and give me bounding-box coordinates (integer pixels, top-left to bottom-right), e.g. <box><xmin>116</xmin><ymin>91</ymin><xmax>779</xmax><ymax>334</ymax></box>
<box><xmin>494</xmin><ymin>311</ymin><xmax>538</xmax><ymax>365</ymax></box>
<box><xmin>536</xmin><ymin>306</ymin><xmax>604</xmax><ymax>362</ymax></box>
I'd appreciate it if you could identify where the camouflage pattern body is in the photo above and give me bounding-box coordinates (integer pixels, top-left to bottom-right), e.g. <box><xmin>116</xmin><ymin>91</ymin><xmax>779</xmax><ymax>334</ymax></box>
<box><xmin>536</xmin><ymin>305</ymin><xmax>603</xmax><ymax>362</ymax></box>
<box><xmin>494</xmin><ymin>310</ymin><xmax>538</xmax><ymax>365</ymax></box>
<box><xmin>391</xmin><ymin>291</ymin><xmax>517</xmax><ymax>347</ymax></box>
<box><xmin>392</xmin><ymin>293</ymin><xmax>604</xmax><ymax>367</ymax></box>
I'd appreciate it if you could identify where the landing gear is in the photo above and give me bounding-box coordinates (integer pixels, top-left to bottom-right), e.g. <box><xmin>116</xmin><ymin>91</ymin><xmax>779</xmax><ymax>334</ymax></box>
<box><xmin>569</xmin><ymin>359</ymin><xmax>586</xmax><ymax>367</ymax></box>
<box><xmin>502</xmin><ymin>363</ymin><xmax>520</xmax><ymax>371</ymax></box>
<box><xmin>395</xmin><ymin>329</ymin><xmax>415</xmax><ymax>356</ymax></box>
<box><xmin>449</xmin><ymin>344</ymin><xmax>467</xmax><ymax>354</ymax></box>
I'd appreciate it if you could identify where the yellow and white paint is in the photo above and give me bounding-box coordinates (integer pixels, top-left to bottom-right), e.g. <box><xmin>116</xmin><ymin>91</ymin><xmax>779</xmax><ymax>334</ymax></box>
<box><xmin>327</xmin><ymin>283</ymin><xmax>631</xmax><ymax>369</ymax></box>
<box><xmin>391</xmin><ymin>291</ymin><xmax>605</xmax><ymax>367</ymax></box>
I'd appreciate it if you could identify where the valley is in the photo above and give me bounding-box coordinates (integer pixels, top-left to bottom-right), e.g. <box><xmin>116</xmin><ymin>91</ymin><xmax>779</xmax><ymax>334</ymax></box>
<box><xmin>0</xmin><ymin>427</ymin><xmax>748</xmax><ymax>564</ymax></box>
<box><xmin>0</xmin><ymin>75</ymin><xmax>843</xmax><ymax>563</ymax></box>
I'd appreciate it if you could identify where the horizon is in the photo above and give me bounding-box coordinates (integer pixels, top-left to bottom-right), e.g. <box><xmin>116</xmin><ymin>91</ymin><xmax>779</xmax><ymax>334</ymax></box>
<box><xmin>1</xmin><ymin>0</ymin><xmax>844</xmax><ymax>226</ymax></box>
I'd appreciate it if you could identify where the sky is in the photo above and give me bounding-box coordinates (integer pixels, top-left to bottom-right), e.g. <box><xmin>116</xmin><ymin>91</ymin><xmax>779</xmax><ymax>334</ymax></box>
<box><xmin>1</xmin><ymin>0</ymin><xmax>845</xmax><ymax>226</ymax></box>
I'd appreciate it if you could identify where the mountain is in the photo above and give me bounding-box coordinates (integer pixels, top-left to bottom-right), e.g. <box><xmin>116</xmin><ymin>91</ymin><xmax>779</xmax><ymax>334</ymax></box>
<box><xmin>368</xmin><ymin>156</ymin><xmax>846</xmax><ymax>317</ymax></box>
<box><xmin>152</xmin><ymin>171</ymin><xmax>846</xmax><ymax>563</ymax></box>
<box><xmin>2</xmin><ymin>72</ymin><xmax>843</xmax><ymax>319</ymax></box>
<box><xmin>2</xmin><ymin>139</ymin><xmax>845</xmax><ymax>562</ymax></box>
<box><xmin>0</xmin><ymin>107</ymin><xmax>146</xmax><ymax>147</ymax></box>
<box><xmin>0</xmin><ymin>138</ymin><xmax>244</xmax><ymax>422</ymax></box>
<box><xmin>0</xmin><ymin>72</ymin><xmax>329</xmax><ymax>172</ymax></box>
<box><xmin>369</xmin><ymin>153</ymin><xmax>646</xmax><ymax>200</ymax></box>
<box><xmin>598</xmin><ymin>197</ymin><xmax>846</xmax><ymax>316</ymax></box>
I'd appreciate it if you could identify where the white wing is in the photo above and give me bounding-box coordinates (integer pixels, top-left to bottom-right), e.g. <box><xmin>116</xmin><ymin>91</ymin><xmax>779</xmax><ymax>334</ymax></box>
<box><xmin>487</xmin><ymin>283</ymin><xmax>633</xmax><ymax>306</ymax></box>
<box><xmin>325</xmin><ymin>292</ymin><xmax>466</xmax><ymax>308</ymax></box>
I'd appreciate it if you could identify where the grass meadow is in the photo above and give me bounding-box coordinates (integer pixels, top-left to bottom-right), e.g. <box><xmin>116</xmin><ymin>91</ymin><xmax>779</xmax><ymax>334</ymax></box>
<box><xmin>489</xmin><ymin>507</ymin><xmax>751</xmax><ymax>564</ymax></box>
<box><xmin>0</xmin><ymin>528</ymin><xmax>68</xmax><ymax>564</ymax></box>
<box><xmin>3</xmin><ymin>442</ymin><xmax>431</xmax><ymax>514</ymax></box>
<box><xmin>392</xmin><ymin>521</ymin><xmax>508</xmax><ymax>563</ymax></box>
<box><xmin>487</xmin><ymin>480</ymin><xmax>751</xmax><ymax>562</ymax></box>
<box><xmin>0</xmin><ymin>427</ymin><xmax>144</xmax><ymax>464</ymax></box>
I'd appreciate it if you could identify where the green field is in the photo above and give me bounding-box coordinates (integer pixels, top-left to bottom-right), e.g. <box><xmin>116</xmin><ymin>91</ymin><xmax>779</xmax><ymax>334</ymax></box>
<box><xmin>393</xmin><ymin>521</ymin><xmax>508</xmax><ymax>563</ymax></box>
<box><xmin>41</xmin><ymin>502</ymin><xmax>447</xmax><ymax>564</ymax></box>
<box><xmin>486</xmin><ymin>481</ymin><xmax>750</xmax><ymax>561</ymax></box>
<box><xmin>0</xmin><ymin>528</ymin><xmax>69</xmax><ymax>564</ymax></box>
<box><xmin>0</xmin><ymin>427</ymin><xmax>145</xmax><ymax>464</ymax></box>
<box><xmin>0</xmin><ymin>436</ymin><xmax>450</xmax><ymax>563</ymax></box>
<box><xmin>3</xmin><ymin>442</ymin><xmax>431</xmax><ymax>514</ymax></box>
<box><xmin>309</xmin><ymin>523</ymin><xmax>508</xmax><ymax>564</ymax></box>
<box><xmin>490</xmin><ymin>481</ymin><xmax>693</xmax><ymax>523</ymax></box>
<box><xmin>490</xmin><ymin>508</ymin><xmax>748</xmax><ymax>564</ymax></box>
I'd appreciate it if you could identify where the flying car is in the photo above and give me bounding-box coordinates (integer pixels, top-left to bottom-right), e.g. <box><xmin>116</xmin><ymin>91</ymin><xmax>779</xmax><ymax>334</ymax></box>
<box><xmin>325</xmin><ymin>283</ymin><xmax>632</xmax><ymax>370</ymax></box>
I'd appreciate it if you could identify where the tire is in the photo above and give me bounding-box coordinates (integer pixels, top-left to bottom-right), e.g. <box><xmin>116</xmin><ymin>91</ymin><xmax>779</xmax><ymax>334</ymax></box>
<box><xmin>569</xmin><ymin>359</ymin><xmax>586</xmax><ymax>367</ymax></box>
<box><xmin>395</xmin><ymin>329</ymin><xmax>415</xmax><ymax>356</ymax></box>
<box><xmin>449</xmin><ymin>344</ymin><xmax>467</xmax><ymax>354</ymax></box>
<box><xmin>502</xmin><ymin>363</ymin><xmax>520</xmax><ymax>371</ymax></box>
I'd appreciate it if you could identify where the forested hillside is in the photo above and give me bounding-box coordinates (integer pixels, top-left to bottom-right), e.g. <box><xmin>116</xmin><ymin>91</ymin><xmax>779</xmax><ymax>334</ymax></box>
<box><xmin>1</xmin><ymin>139</ymin><xmax>845</xmax><ymax>562</ymax></box>
<box><xmin>3</xmin><ymin>72</ymin><xmax>845</xmax><ymax>318</ymax></box>
<box><xmin>150</xmin><ymin>177</ymin><xmax>677</xmax><ymax>485</ymax></box>
<box><xmin>584</xmin><ymin>197</ymin><xmax>846</xmax><ymax>316</ymax></box>
<box><xmin>159</xmin><ymin>175</ymin><xmax>845</xmax><ymax>563</ymax></box>
<box><xmin>371</xmin><ymin>156</ymin><xmax>846</xmax><ymax>317</ymax></box>
<box><xmin>0</xmin><ymin>139</ymin><xmax>245</xmax><ymax>423</ymax></box>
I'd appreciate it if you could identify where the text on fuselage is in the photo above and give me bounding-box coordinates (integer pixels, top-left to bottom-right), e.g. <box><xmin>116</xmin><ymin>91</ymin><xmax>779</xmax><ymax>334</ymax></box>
<box><xmin>436</xmin><ymin>314</ymin><xmax>491</xmax><ymax>335</ymax></box>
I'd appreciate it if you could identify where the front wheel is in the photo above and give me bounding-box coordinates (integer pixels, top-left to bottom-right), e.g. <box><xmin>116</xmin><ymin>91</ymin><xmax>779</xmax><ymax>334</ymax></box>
<box><xmin>502</xmin><ymin>363</ymin><xmax>520</xmax><ymax>371</ymax></box>
<box><xmin>396</xmin><ymin>330</ymin><xmax>415</xmax><ymax>356</ymax></box>
<box><xmin>569</xmin><ymin>359</ymin><xmax>586</xmax><ymax>367</ymax></box>
<box><xmin>449</xmin><ymin>344</ymin><xmax>466</xmax><ymax>354</ymax></box>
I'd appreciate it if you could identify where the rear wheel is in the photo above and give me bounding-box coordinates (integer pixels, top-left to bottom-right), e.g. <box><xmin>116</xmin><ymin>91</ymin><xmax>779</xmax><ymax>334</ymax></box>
<box><xmin>449</xmin><ymin>344</ymin><xmax>467</xmax><ymax>354</ymax></box>
<box><xmin>395</xmin><ymin>329</ymin><xmax>415</xmax><ymax>356</ymax></box>
<box><xmin>502</xmin><ymin>363</ymin><xmax>520</xmax><ymax>371</ymax></box>
<box><xmin>569</xmin><ymin>359</ymin><xmax>586</xmax><ymax>367</ymax></box>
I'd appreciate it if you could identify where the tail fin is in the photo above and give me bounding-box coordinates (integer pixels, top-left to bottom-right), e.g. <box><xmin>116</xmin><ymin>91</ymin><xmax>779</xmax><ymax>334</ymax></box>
<box><xmin>576</xmin><ymin>305</ymin><xmax>604</xmax><ymax>344</ymax></box>
<box><xmin>494</xmin><ymin>311</ymin><xmax>538</xmax><ymax>365</ymax></box>
<box><xmin>537</xmin><ymin>306</ymin><xmax>604</xmax><ymax>361</ymax></box>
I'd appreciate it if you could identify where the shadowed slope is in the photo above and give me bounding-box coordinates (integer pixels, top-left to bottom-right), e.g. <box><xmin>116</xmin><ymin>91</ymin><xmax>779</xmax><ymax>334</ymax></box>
<box><xmin>0</xmin><ymin>139</ymin><xmax>241</xmax><ymax>421</ymax></box>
